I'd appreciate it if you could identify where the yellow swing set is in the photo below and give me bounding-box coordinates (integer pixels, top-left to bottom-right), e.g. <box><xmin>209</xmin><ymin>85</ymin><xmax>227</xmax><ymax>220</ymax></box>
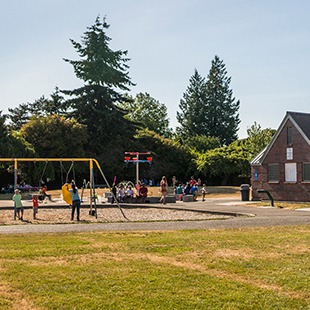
<box><xmin>0</xmin><ymin>158</ymin><xmax>128</xmax><ymax>220</ymax></box>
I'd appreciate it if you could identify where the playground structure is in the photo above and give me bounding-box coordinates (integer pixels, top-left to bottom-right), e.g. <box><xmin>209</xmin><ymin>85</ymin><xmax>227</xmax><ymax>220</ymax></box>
<box><xmin>124</xmin><ymin>152</ymin><xmax>152</xmax><ymax>186</ymax></box>
<box><xmin>0</xmin><ymin>158</ymin><xmax>127</xmax><ymax>220</ymax></box>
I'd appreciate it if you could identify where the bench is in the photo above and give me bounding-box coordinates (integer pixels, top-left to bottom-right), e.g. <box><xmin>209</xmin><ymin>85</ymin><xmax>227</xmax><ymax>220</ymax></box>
<box><xmin>104</xmin><ymin>192</ymin><xmax>112</xmax><ymax>198</ymax></box>
<box><xmin>107</xmin><ymin>195</ymin><xmax>176</xmax><ymax>203</ymax></box>
<box><xmin>182</xmin><ymin>194</ymin><xmax>194</xmax><ymax>202</ymax></box>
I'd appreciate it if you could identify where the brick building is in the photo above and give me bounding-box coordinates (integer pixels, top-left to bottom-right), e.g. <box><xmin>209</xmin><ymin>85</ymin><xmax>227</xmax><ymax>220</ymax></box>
<box><xmin>251</xmin><ymin>111</ymin><xmax>310</xmax><ymax>202</ymax></box>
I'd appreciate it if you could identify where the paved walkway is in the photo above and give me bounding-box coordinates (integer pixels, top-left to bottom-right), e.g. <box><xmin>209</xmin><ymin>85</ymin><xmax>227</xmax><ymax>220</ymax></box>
<box><xmin>0</xmin><ymin>198</ymin><xmax>310</xmax><ymax>234</ymax></box>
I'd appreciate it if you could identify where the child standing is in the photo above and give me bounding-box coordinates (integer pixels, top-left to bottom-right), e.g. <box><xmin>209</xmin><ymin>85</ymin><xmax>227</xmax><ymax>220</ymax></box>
<box><xmin>191</xmin><ymin>183</ymin><xmax>198</xmax><ymax>201</ymax></box>
<box><xmin>32</xmin><ymin>194</ymin><xmax>39</xmax><ymax>219</ymax></box>
<box><xmin>12</xmin><ymin>189</ymin><xmax>23</xmax><ymax>220</ymax></box>
<box><xmin>202</xmin><ymin>184</ymin><xmax>207</xmax><ymax>202</ymax></box>
<box><xmin>66</xmin><ymin>183</ymin><xmax>80</xmax><ymax>221</ymax></box>
<box><xmin>159</xmin><ymin>176</ymin><xmax>167</xmax><ymax>204</ymax></box>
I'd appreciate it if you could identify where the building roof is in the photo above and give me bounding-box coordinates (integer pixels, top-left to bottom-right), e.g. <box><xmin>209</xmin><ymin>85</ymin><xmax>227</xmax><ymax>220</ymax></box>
<box><xmin>250</xmin><ymin>111</ymin><xmax>310</xmax><ymax>165</ymax></box>
<box><xmin>288</xmin><ymin>111</ymin><xmax>310</xmax><ymax>143</ymax></box>
<box><xmin>250</xmin><ymin>147</ymin><xmax>267</xmax><ymax>165</ymax></box>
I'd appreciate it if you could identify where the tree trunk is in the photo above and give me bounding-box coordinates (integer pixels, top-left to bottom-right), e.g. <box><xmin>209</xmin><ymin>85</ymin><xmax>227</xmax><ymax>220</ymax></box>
<box><xmin>221</xmin><ymin>174</ymin><xmax>231</xmax><ymax>186</ymax></box>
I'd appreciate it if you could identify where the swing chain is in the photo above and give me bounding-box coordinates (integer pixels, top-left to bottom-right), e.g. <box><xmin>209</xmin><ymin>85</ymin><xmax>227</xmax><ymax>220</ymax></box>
<box><xmin>34</xmin><ymin>158</ymin><xmax>48</xmax><ymax>187</ymax></box>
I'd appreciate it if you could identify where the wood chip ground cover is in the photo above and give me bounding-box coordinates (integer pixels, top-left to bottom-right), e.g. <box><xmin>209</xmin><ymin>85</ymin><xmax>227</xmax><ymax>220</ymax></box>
<box><xmin>0</xmin><ymin>207</ymin><xmax>231</xmax><ymax>225</ymax></box>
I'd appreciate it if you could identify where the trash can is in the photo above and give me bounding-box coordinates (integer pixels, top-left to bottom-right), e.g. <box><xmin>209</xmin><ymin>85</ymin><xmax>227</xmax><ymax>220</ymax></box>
<box><xmin>240</xmin><ymin>184</ymin><xmax>250</xmax><ymax>201</ymax></box>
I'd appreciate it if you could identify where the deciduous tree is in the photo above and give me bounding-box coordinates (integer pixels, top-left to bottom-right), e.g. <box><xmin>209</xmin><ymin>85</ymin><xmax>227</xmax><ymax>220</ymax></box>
<box><xmin>119</xmin><ymin>92</ymin><xmax>172</xmax><ymax>137</ymax></box>
<box><xmin>246</xmin><ymin>121</ymin><xmax>276</xmax><ymax>158</ymax></box>
<box><xmin>20</xmin><ymin>114</ymin><xmax>88</xmax><ymax>158</ymax></box>
<box><xmin>184</xmin><ymin>135</ymin><xmax>220</xmax><ymax>153</ymax></box>
<box><xmin>196</xmin><ymin>139</ymin><xmax>251</xmax><ymax>185</ymax></box>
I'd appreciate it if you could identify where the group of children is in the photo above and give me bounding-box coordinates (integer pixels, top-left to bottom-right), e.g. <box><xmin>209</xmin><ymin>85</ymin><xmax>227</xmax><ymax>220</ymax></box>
<box><xmin>12</xmin><ymin>189</ymin><xmax>39</xmax><ymax>220</ymax></box>
<box><xmin>175</xmin><ymin>176</ymin><xmax>207</xmax><ymax>201</ymax></box>
<box><xmin>113</xmin><ymin>183</ymin><xmax>148</xmax><ymax>204</ymax></box>
<box><xmin>11</xmin><ymin>177</ymin><xmax>207</xmax><ymax>221</ymax></box>
<box><xmin>12</xmin><ymin>183</ymin><xmax>80</xmax><ymax>221</ymax></box>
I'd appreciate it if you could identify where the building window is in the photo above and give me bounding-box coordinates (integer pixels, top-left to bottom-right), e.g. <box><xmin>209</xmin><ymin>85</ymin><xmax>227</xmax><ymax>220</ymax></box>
<box><xmin>303</xmin><ymin>163</ymin><xmax>310</xmax><ymax>181</ymax></box>
<box><xmin>285</xmin><ymin>163</ymin><xmax>297</xmax><ymax>182</ymax></box>
<box><xmin>287</xmin><ymin>126</ymin><xmax>292</xmax><ymax>145</ymax></box>
<box><xmin>268</xmin><ymin>164</ymin><xmax>279</xmax><ymax>182</ymax></box>
<box><xmin>286</xmin><ymin>147</ymin><xmax>293</xmax><ymax>160</ymax></box>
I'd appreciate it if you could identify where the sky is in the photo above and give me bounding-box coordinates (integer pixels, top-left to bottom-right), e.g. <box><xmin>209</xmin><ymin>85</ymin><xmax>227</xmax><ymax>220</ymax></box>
<box><xmin>1</xmin><ymin>0</ymin><xmax>310</xmax><ymax>138</ymax></box>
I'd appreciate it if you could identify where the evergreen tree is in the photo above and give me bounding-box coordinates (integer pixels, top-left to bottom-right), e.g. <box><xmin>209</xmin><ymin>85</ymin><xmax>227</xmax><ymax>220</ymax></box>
<box><xmin>204</xmin><ymin>55</ymin><xmax>240</xmax><ymax>146</ymax></box>
<box><xmin>176</xmin><ymin>69</ymin><xmax>207</xmax><ymax>138</ymax></box>
<box><xmin>0</xmin><ymin>111</ymin><xmax>9</xmax><ymax>157</ymax></box>
<box><xmin>7</xmin><ymin>88</ymin><xmax>66</xmax><ymax>131</ymax></box>
<box><xmin>62</xmin><ymin>16</ymin><xmax>137</xmax><ymax>156</ymax></box>
<box><xmin>7</xmin><ymin>103</ymin><xmax>31</xmax><ymax>131</ymax></box>
<box><xmin>176</xmin><ymin>56</ymin><xmax>240</xmax><ymax>146</ymax></box>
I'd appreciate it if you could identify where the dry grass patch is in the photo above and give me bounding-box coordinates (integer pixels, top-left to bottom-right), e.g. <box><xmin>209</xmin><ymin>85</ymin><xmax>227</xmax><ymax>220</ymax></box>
<box><xmin>0</xmin><ymin>227</ymin><xmax>310</xmax><ymax>309</ymax></box>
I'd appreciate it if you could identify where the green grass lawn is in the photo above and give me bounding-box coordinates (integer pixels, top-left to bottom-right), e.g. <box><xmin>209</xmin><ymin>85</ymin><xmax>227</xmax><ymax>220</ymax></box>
<box><xmin>0</xmin><ymin>226</ymin><xmax>310</xmax><ymax>309</ymax></box>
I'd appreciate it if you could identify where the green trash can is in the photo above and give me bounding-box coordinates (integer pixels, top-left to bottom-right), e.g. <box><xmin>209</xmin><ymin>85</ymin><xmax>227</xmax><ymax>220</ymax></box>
<box><xmin>240</xmin><ymin>184</ymin><xmax>250</xmax><ymax>201</ymax></box>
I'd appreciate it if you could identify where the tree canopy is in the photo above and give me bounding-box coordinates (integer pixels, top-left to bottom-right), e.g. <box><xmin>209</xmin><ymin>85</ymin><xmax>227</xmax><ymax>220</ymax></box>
<box><xmin>196</xmin><ymin>139</ymin><xmax>251</xmax><ymax>185</ymax></box>
<box><xmin>63</xmin><ymin>16</ymin><xmax>134</xmax><ymax>90</ymax></box>
<box><xmin>62</xmin><ymin>16</ymin><xmax>138</xmax><ymax>157</ymax></box>
<box><xmin>184</xmin><ymin>135</ymin><xmax>221</xmax><ymax>153</ymax></box>
<box><xmin>118</xmin><ymin>92</ymin><xmax>172</xmax><ymax>137</ymax></box>
<box><xmin>7</xmin><ymin>88</ymin><xmax>66</xmax><ymax>131</ymax></box>
<box><xmin>135</xmin><ymin>129</ymin><xmax>193</xmax><ymax>182</ymax></box>
<box><xmin>20</xmin><ymin>114</ymin><xmax>88</xmax><ymax>159</ymax></box>
<box><xmin>205</xmin><ymin>56</ymin><xmax>240</xmax><ymax>145</ymax></box>
<box><xmin>246</xmin><ymin>121</ymin><xmax>276</xmax><ymax>158</ymax></box>
<box><xmin>177</xmin><ymin>56</ymin><xmax>240</xmax><ymax>146</ymax></box>
<box><xmin>0</xmin><ymin>17</ymin><xmax>251</xmax><ymax>188</ymax></box>
<box><xmin>176</xmin><ymin>69</ymin><xmax>207</xmax><ymax>138</ymax></box>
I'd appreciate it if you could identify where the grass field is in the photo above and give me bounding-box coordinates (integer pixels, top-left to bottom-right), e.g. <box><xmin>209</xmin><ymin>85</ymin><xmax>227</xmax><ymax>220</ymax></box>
<box><xmin>0</xmin><ymin>226</ymin><xmax>310</xmax><ymax>309</ymax></box>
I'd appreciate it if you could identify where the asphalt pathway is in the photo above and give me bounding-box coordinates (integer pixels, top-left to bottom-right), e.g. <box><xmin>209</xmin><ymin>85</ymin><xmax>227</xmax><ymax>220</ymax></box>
<box><xmin>0</xmin><ymin>198</ymin><xmax>310</xmax><ymax>234</ymax></box>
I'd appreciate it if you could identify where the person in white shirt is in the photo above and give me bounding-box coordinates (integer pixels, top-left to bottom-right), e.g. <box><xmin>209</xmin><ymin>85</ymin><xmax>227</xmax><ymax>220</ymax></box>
<box><xmin>202</xmin><ymin>184</ymin><xmax>207</xmax><ymax>202</ymax></box>
<box><xmin>126</xmin><ymin>186</ymin><xmax>134</xmax><ymax>203</ymax></box>
<box><xmin>118</xmin><ymin>185</ymin><xmax>126</xmax><ymax>202</ymax></box>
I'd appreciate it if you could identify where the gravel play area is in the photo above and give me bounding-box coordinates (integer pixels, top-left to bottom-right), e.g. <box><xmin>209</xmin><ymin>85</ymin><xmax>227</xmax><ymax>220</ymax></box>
<box><xmin>0</xmin><ymin>207</ymin><xmax>231</xmax><ymax>225</ymax></box>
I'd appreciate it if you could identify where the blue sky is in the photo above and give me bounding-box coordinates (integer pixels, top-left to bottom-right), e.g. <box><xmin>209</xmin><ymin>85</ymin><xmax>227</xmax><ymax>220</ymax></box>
<box><xmin>1</xmin><ymin>0</ymin><xmax>310</xmax><ymax>138</ymax></box>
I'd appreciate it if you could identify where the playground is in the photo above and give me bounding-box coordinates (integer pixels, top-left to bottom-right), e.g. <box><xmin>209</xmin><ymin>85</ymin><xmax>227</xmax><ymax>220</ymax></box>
<box><xmin>1</xmin><ymin>161</ymin><xmax>310</xmax><ymax>309</ymax></box>
<box><xmin>0</xmin><ymin>179</ymin><xmax>242</xmax><ymax>225</ymax></box>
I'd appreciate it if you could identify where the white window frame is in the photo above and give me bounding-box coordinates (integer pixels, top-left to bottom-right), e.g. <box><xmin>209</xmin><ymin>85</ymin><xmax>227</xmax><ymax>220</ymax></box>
<box><xmin>286</xmin><ymin>147</ymin><xmax>293</xmax><ymax>160</ymax></box>
<box><xmin>285</xmin><ymin>163</ymin><xmax>297</xmax><ymax>182</ymax></box>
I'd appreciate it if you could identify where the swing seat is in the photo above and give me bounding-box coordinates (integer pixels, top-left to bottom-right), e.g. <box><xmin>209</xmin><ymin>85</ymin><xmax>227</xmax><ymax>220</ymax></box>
<box><xmin>62</xmin><ymin>184</ymin><xmax>72</xmax><ymax>205</ymax></box>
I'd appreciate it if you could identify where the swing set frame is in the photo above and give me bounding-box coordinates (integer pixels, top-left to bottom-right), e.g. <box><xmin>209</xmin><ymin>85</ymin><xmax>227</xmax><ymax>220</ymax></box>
<box><xmin>0</xmin><ymin>158</ymin><xmax>128</xmax><ymax>221</ymax></box>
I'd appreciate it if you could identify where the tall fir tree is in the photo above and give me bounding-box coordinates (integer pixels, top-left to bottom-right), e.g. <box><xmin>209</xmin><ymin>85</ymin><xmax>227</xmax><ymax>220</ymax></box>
<box><xmin>177</xmin><ymin>56</ymin><xmax>240</xmax><ymax>146</ymax></box>
<box><xmin>62</xmin><ymin>16</ymin><xmax>137</xmax><ymax>158</ymax></box>
<box><xmin>0</xmin><ymin>111</ymin><xmax>9</xmax><ymax>157</ymax></box>
<box><xmin>204</xmin><ymin>55</ymin><xmax>240</xmax><ymax>146</ymax></box>
<box><xmin>176</xmin><ymin>69</ymin><xmax>207</xmax><ymax>138</ymax></box>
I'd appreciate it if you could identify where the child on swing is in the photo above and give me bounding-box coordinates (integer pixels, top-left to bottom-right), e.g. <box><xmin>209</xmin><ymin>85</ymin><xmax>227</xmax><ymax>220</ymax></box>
<box><xmin>32</xmin><ymin>194</ymin><xmax>39</xmax><ymax>219</ymax></box>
